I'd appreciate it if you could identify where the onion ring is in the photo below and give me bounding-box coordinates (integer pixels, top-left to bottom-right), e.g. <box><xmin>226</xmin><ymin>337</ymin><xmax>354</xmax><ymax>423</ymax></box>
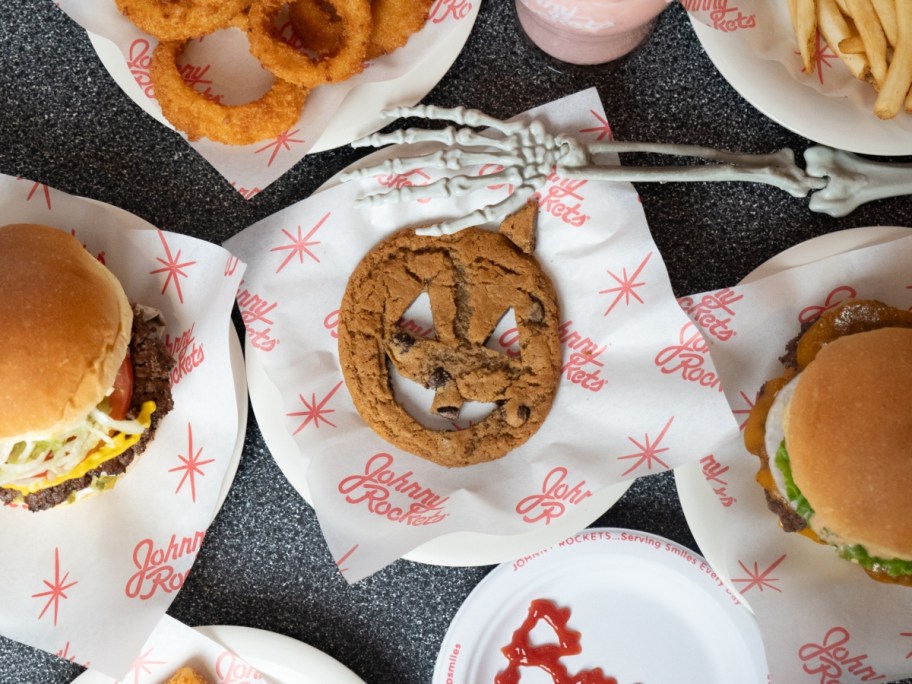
<box><xmin>246</xmin><ymin>0</ymin><xmax>371</xmax><ymax>87</ymax></box>
<box><xmin>114</xmin><ymin>0</ymin><xmax>254</xmax><ymax>41</ymax></box>
<box><xmin>288</xmin><ymin>0</ymin><xmax>344</xmax><ymax>59</ymax></box>
<box><xmin>366</xmin><ymin>0</ymin><xmax>432</xmax><ymax>60</ymax></box>
<box><xmin>149</xmin><ymin>40</ymin><xmax>308</xmax><ymax>145</ymax></box>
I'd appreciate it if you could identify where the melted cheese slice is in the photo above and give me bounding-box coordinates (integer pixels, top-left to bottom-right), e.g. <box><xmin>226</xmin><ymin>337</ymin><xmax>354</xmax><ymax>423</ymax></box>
<box><xmin>5</xmin><ymin>402</ymin><xmax>156</xmax><ymax>495</ymax></box>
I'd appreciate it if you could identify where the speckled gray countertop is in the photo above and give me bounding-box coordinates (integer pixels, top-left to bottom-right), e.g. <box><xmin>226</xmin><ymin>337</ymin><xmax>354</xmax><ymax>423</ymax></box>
<box><xmin>1</xmin><ymin>1</ymin><xmax>911</xmax><ymax>683</ymax></box>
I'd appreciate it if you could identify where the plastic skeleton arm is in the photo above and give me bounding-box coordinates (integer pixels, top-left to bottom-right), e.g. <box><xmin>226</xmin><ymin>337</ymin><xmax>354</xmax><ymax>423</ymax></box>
<box><xmin>340</xmin><ymin>105</ymin><xmax>827</xmax><ymax>236</ymax></box>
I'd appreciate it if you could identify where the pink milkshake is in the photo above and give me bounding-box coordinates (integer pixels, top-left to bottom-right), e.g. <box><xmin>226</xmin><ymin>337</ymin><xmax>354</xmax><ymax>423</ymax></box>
<box><xmin>515</xmin><ymin>0</ymin><xmax>676</xmax><ymax>65</ymax></box>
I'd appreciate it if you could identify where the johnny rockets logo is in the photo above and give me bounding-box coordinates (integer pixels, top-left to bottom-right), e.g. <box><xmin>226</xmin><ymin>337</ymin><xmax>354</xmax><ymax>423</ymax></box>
<box><xmin>477</xmin><ymin>166</ymin><xmax>590</xmax><ymax>228</ymax></box>
<box><xmin>682</xmin><ymin>1</ymin><xmax>756</xmax><ymax>31</ymax></box>
<box><xmin>124</xmin><ymin>531</ymin><xmax>205</xmax><ymax>600</ymax></box>
<box><xmin>337</xmin><ymin>453</ymin><xmax>449</xmax><ymax>525</ymax></box>
<box><xmin>678</xmin><ymin>288</ymin><xmax>743</xmax><ymax>342</ymax></box>
<box><xmin>165</xmin><ymin>323</ymin><xmax>205</xmax><ymax>386</ymax></box>
<box><xmin>515</xmin><ymin>467</ymin><xmax>593</xmax><ymax>524</ymax></box>
<box><xmin>654</xmin><ymin>321</ymin><xmax>723</xmax><ymax>391</ymax></box>
<box><xmin>216</xmin><ymin>650</ymin><xmax>264</xmax><ymax>683</ymax></box>
<box><xmin>375</xmin><ymin>170</ymin><xmax>433</xmax><ymax>204</ymax></box>
<box><xmin>534</xmin><ymin>172</ymin><xmax>590</xmax><ymax>228</ymax></box>
<box><xmin>430</xmin><ymin>0</ymin><xmax>473</xmax><ymax>22</ymax></box>
<box><xmin>799</xmin><ymin>286</ymin><xmax>857</xmax><ymax>324</ymax></box>
<box><xmin>236</xmin><ymin>283</ymin><xmax>279</xmax><ymax>351</ymax></box>
<box><xmin>798</xmin><ymin>626</ymin><xmax>886</xmax><ymax>683</ymax></box>
<box><xmin>499</xmin><ymin>320</ymin><xmax>607</xmax><ymax>392</ymax></box>
<box><xmin>127</xmin><ymin>38</ymin><xmax>155</xmax><ymax>99</ymax></box>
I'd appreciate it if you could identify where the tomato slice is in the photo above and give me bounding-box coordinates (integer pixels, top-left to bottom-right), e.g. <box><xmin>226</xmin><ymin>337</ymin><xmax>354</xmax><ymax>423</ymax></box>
<box><xmin>108</xmin><ymin>354</ymin><xmax>134</xmax><ymax>420</ymax></box>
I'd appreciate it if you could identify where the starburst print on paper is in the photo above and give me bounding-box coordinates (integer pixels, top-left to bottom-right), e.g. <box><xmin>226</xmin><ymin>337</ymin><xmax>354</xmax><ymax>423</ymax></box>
<box><xmin>123</xmin><ymin>647</ymin><xmax>167</xmax><ymax>684</ymax></box>
<box><xmin>288</xmin><ymin>381</ymin><xmax>343</xmax><ymax>434</ymax></box>
<box><xmin>901</xmin><ymin>631</ymin><xmax>912</xmax><ymax>658</ymax></box>
<box><xmin>150</xmin><ymin>230</ymin><xmax>197</xmax><ymax>304</ymax></box>
<box><xmin>795</xmin><ymin>31</ymin><xmax>838</xmax><ymax>85</ymax></box>
<box><xmin>255</xmin><ymin>128</ymin><xmax>307</xmax><ymax>167</ymax></box>
<box><xmin>32</xmin><ymin>548</ymin><xmax>78</xmax><ymax>627</ymax></box>
<box><xmin>56</xmin><ymin>641</ymin><xmax>88</xmax><ymax>667</ymax></box>
<box><xmin>732</xmin><ymin>554</ymin><xmax>787</xmax><ymax>594</ymax></box>
<box><xmin>732</xmin><ymin>389</ymin><xmax>755</xmax><ymax>431</ymax></box>
<box><xmin>271</xmin><ymin>214</ymin><xmax>328</xmax><ymax>273</ymax></box>
<box><xmin>617</xmin><ymin>416</ymin><xmax>673</xmax><ymax>477</ymax></box>
<box><xmin>599</xmin><ymin>252</ymin><xmax>653</xmax><ymax>315</ymax></box>
<box><xmin>578</xmin><ymin>109</ymin><xmax>613</xmax><ymax>141</ymax></box>
<box><xmin>169</xmin><ymin>423</ymin><xmax>215</xmax><ymax>503</ymax></box>
<box><xmin>27</xmin><ymin>181</ymin><xmax>52</xmax><ymax>209</ymax></box>
<box><xmin>336</xmin><ymin>545</ymin><xmax>358</xmax><ymax>573</ymax></box>
<box><xmin>231</xmin><ymin>182</ymin><xmax>262</xmax><ymax>199</ymax></box>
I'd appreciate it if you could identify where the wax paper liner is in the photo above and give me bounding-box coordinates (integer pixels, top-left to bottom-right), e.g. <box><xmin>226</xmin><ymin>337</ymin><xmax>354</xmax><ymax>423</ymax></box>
<box><xmin>0</xmin><ymin>174</ymin><xmax>247</xmax><ymax>678</ymax></box>
<box><xmin>54</xmin><ymin>0</ymin><xmax>478</xmax><ymax>196</ymax></box>
<box><xmin>686</xmin><ymin>0</ymin><xmax>912</xmax><ymax>133</ymax></box>
<box><xmin>75</xmin><ymin>616</ymin><xmax>273</xmax><ymax>684</ymax></box>
<box><xmin>683</xmin><ymin>231</ymin><xmax>912</xmax><ymax>683</ymax></box>
<box><xmin>224</xmin><ymin>87</ymin><xmax>740</xmax><ymax>583</ymax></box>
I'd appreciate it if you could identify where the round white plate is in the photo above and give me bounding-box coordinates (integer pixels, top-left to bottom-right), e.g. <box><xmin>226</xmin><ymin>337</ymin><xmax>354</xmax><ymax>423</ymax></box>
<box><xmin>86</xmin><ymin>1</ymin><xmax>479</xmax><ymax>155</ymax></box>
<box><xmin>215</xmin><ymin>326</ymin><xmax>248</xmax><ymax>520</ymax></box>
<box><xmin>72</xmin><ymin>625</ymin><xmax>364</xmax><ymax>684</ymax></box>
<box><xmin>245</xmin><ymin>346</ymin><xmax>632</xmax><ymax>567</ymax></box>
<box><xmin>433</xmin><ymin>528</ymin><xmax>767</xmax><ymax>684</ymax></box>
<box><xmin>688</xmin><ymin>14</ymin><xmax>912</xmax><ymax>156</ymax></box>
<box><xmin>674</xmin><ymin>225</ymin><xmax>912</xmax><ymax>601</ymax></box>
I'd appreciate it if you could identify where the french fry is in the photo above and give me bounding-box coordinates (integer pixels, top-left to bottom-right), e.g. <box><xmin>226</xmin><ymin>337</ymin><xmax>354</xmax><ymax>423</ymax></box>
<box><xmin>871</xmin><ymin>0</ymin><xmax>898</xmax><ymax>46</ymax></box>
<box><xmin>846</xmin><ymin>0</ymin><xmax>889</xmax><ymax>86</ymax></box>
<box><xmin>838</xmin><ymin>34</ymin><xmax>867</xmax><ymax>53</ymax></box>
<box><xmin>819</xmin><ymin>0</ymin><xmax>871</xmax><ymax>80</ymax></box>
<box><xmin>789</xmin><ymin>0</ymin><xmax>818</xmax><ymax>73</ymax></box>
<box><xmin>874</xmin><ymin>0</ymin><xmax>912</xmax><ymax>118</ymax></box>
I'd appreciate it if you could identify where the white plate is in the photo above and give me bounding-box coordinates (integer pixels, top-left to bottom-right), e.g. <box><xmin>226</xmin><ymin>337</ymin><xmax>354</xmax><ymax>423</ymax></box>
<box><xmin>433</xmin><ymin>527</ymin><xmax>768</xmax><ymax>684</ymax></box>
<box><xmin>246</xmin><ymin>346</ymin><xmax>632</xmax><ymax>567</ymax></box>
<box><xmin>86</xmin><ymin>1</ymin><xmax>479</xmax><ymax>155</ymax></box>
<box><xmin>674</xmin><ymin>225</ymin><xmax>912</xmax><ymax>601</ymax></box>
<box><xmin>215</xmin><ymin>326</ymin><xmax>248</xmax><ymax>519</ymax></box>
<box><xmin>72</xmin><ymin>625</ymin><xmax>365</xmax><ymax>684</ymax></box>
<box><xmin>688</xmin><ymin>15</ymin><xmax>912</xmax><ymax>156</ymax></box>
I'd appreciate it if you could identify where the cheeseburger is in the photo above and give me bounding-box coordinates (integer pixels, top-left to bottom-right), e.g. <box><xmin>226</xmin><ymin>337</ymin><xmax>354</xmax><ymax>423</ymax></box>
<box><xmin>0</xmin><ymin>224</ymin><xmax>174</xmax><ymax>511</ymax></box>
<box><xmin>744</xmin><ymin>298</ymin><xmax>912</xmax><ymax>585</ymax></box>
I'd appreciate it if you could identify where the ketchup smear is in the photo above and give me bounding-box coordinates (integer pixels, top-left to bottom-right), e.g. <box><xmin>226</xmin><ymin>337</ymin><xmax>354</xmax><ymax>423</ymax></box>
<box><xmin>494</xmin><ymin>598</ymin><xmax>618</xmax><ymax>684</ymax></box>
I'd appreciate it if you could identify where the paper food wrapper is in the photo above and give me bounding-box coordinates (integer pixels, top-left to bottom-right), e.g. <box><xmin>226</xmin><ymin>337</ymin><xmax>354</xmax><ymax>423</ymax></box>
<box><xmin>686</xmin><ymin>1</ymin><xmax>912</xmax><ymax>133</ymax></box>
<box><xmin>79</xmin><ymin>616</ymin><xmax>271</xmax><ymax>684</ymax></box>
<box><xmin>0</xmin><ymin>174</ymin><xmax>247</xmax><ymax>678</ymax></box>
<box><xmin>683</xmin><ymin>231</ymin><xmax>912</xmax><ymax>683</ymax></box>
<box><xmin>225</xmin><ymin>88</ymin><xmax>741</xmax><ymax>583</ymax></box>
<box><xmin>55</xmin><ymin>0</ymin><xmax>477</xmax><ymax>197</ymax></box>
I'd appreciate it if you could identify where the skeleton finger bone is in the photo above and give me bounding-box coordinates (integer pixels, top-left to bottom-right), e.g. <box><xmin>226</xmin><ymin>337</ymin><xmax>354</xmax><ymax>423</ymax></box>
<box><xmin>358</xmin><ymin>168</ymin><xmax>531</xmax><ymax>206</ymax></box>
<box><xmin>340</xmin><ymin>149</ymin><xmax>527</xmax><ymax>183</ymax></box>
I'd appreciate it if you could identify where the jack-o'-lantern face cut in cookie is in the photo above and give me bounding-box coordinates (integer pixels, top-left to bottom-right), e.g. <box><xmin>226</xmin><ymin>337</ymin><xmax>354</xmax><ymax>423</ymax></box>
<box><xmin>338</xmin><ymin>203</ymin><xmax>561</xmax><ymax>467</ymax></box>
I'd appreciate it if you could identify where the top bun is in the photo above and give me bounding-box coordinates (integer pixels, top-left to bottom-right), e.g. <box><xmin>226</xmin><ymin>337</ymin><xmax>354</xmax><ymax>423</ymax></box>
<box><xmin>0</xmin><ymin>224</ymin><xmax>132</xmax><ymax>440</ymax></box>
<box><xmin>785</xmin><ymin>326</ymin><xmax>912</xmax><ymax>560</ymax></box>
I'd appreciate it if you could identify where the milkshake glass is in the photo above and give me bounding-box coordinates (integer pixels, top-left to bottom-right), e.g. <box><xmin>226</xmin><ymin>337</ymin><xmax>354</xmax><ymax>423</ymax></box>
<box><xmin>515</xmin><ymin>0</ymin><xmax>676</xmax><ymax>66</ymax></box>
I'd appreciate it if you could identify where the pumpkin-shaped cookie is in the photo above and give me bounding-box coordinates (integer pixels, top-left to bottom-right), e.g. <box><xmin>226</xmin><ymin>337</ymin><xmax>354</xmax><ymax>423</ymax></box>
<box><xmin>337</xmin><ymin>204</ymin><xmax>561</xmax><ymax>467</ymax></box>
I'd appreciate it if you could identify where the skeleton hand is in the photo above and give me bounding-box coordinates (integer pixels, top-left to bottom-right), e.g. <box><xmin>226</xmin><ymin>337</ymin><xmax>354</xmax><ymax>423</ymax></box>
<box><xmin>341</xmin><ymin>105</ymin><xmax>827</xmax><ymax>236</ymax></box>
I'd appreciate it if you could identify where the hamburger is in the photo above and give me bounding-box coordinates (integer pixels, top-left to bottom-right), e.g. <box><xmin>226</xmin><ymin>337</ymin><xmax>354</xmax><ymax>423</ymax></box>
<box><xmin>0</xmin><ymin>224</ymin><xmax>174</xmax><ymax>511</ymax></box>
<box><xmin>744</xmin><ymin>298</ymin><xmax>912</xmax><ymax>585</ymax></box>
